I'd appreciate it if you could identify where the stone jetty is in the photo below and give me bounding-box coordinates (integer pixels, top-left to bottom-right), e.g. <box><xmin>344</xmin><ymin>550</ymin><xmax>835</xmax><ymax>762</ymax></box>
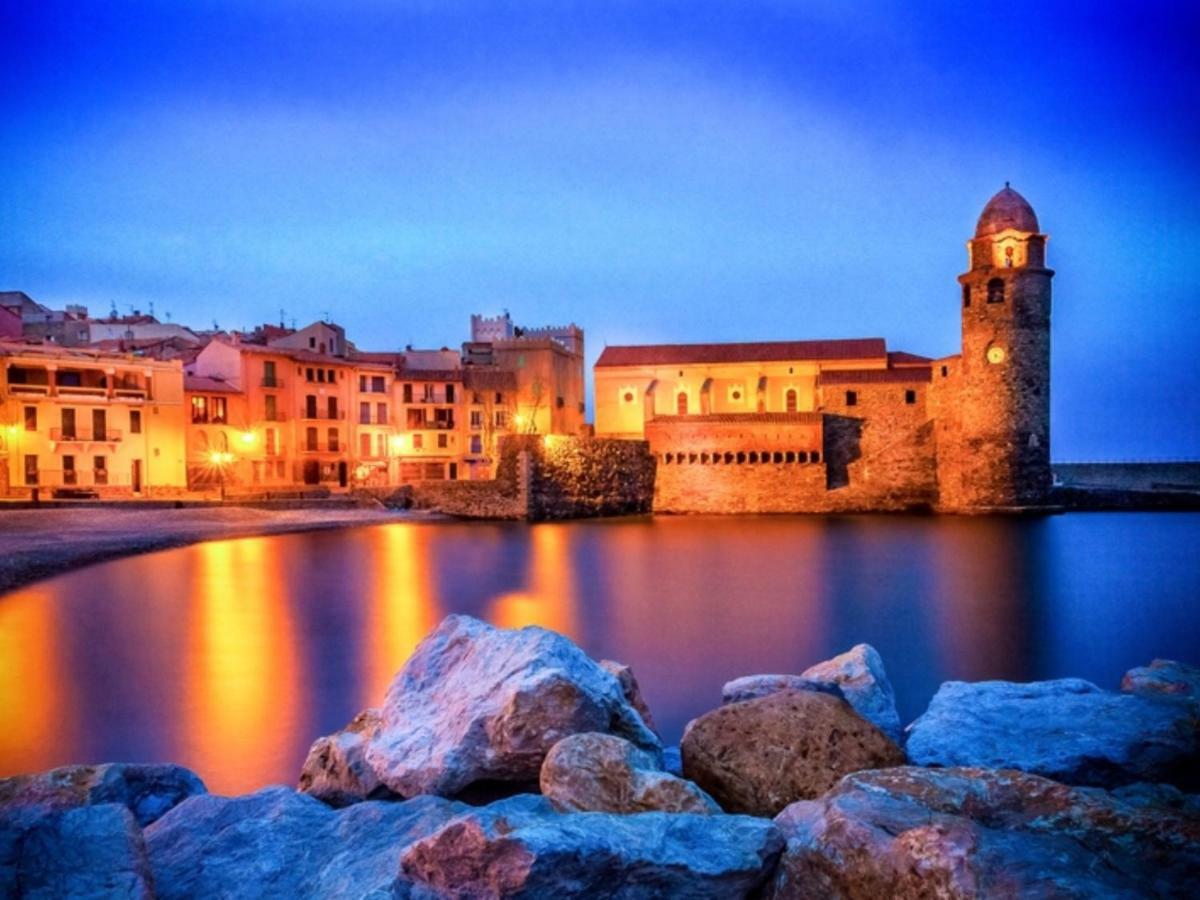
<box><xmin>3</xmin><ymin>617</ymin><xmax>1197</xmax><ymax>897</ymax></box>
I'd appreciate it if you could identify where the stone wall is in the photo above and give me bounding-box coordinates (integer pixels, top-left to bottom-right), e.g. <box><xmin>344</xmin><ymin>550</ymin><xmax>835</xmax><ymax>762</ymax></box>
<box><xmin>408</xmin><ymin>435</ymin><xmax>655</xmax><ymax>520</ymax></box>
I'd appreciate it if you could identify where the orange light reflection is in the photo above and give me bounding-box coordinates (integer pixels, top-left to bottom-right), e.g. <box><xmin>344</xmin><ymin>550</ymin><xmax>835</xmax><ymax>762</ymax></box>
<box><xmin>489</xmin><ymin>524</ymin><xmax>579</xmax><ymax>639</ymax></box>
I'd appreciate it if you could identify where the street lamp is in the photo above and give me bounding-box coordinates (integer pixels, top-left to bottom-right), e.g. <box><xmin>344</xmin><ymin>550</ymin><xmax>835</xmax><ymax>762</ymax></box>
<box><xmin>209</xmin><ymin>450</ymin><xmax>235</xmax><ymax>502</ymax></box>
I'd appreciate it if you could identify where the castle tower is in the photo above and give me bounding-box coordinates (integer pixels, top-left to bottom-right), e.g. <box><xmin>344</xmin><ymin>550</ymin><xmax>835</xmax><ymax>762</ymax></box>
<box><xmin>945</xmin><ymin>185</ymin><xmax>1053</xmax><ymax>508</ymax></box>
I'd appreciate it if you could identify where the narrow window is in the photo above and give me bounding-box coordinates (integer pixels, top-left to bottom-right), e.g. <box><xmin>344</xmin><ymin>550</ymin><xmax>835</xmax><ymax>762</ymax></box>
<box><xmin>327</xmin><ymin>428</ymin><xmax>339</xmax><ymax>452</ymax></box>
<box><xmin>62</xmin><ymin>455</ymin><xmax>76</xmax><ymax>485</ymax></box>
<box><xmin>962</xmin><ymin>284</ymin><xmax>971</xmax><ymax>308</ymax></box>
<box><xmin>438</xmin><ymin>434</ymin><xmax>448</xmax><ymax>449</ymax></box>
<box><xmin>676</xmin><ymin>392</ymin><xmax>688</xmax><ymax>415</ymax></box>
<box><xmin>785</xmin><ymin>389</ymin><xmax>798</xmax><ymax>413</ymax></box>
<box><xmin>987</xmin><ymin>278</ymin><xmax>1005</xmax><ymax>304</ymax></box>
<box><xmin>306</xmin><ymin>426</ymin><xmax>318</xmax><ymax>450</ymax></box>
<box><xmin>812</xmin><ymin>451</ymin><xmax>821</xmax><ymax>463</ymax></box>
<box><xmin>93</xmin><ymin>456</ymin><xmax>108</xmax><ymax>485</ymax></box>
<box><xmin>24</xmin><ymin>406</ymin><xmax>37</xmax><ymax>432</ymax></box>
<box><xmin>359</xmin><ymin>402</ymin><xmax>371</xmax><ymax>424</ymax></box>
<box><xmin>403</xmin><ymin>383</ymin><xmax>414</xmax><ymax>403</ymax></box>
<box><xmin>446</xmin><ymin>384</ymin><xmax>455</xmax><ymax>403</ymax></box>
<box><xmin>941</xmin><ymin>365</ymin><xmax>949</xmax><ymax>377</ymax></box>
<box><xmin>905</xmin><ymin>389</ymin><xmax>917</xmax><ymax>405</ymax></box>
<box><xmin>846</xmin><ymin>390</ymin><xmax>858</xmax><ymax>407</ymax></box>
<box><xmin>306</xmin><ymin>367</ymin><xmax>314</xmax><ymax>382</ymax></box>
<box><xmin>360</xmin><ymin>433</ymin><xmax>371</xmax><ymax>456</ymax></box>
<box><xmin>130</xmin><ymin>410</ymin><xmax>142</xmax><ymax>434</ymax></box>
<box><xmin>785</xmin><ymin>452</ymin><xmax>795</xmax><ymax>463</ymax></box>
<box><xmin>413</xmin><ymin>433</ymin><xmax>424</xmax><ymax>449</ymax></box>
<box><xmin>377</xmin><ymin>402</ymin><xmax>386</xmax><ymax>424</ymax></box>
<box><xmin>359</xmin><ymin>375</ymin><xmax>367</xmax><ymax>391</ymax></box>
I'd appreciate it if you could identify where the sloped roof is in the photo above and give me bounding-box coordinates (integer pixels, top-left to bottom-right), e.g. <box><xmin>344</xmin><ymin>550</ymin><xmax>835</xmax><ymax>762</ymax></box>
<box><xmin>595</xmin><ymin>338</ymin><xmax>886</xmax><ymax>368</ymax></box>
<box><xmin>185</xmin><ymin>374</ymin><xmax>242</xmax><ymax>394</ymax></box>
<box><xmin>887</xmin><ymin>350</ymin><xmax>932</xmax><ymax>366</ymax></box>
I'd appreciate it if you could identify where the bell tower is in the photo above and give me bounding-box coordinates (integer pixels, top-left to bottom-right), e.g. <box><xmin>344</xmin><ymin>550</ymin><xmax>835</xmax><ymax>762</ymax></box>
<box><xmin>945</xmin><ymin>184</ymin><xmax>1053</xmax><ymax>508</ymax></box>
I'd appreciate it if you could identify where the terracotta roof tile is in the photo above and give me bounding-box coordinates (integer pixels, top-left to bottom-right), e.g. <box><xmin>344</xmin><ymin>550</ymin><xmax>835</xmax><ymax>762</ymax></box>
<box><xmin>184</xmin><ymin>374</ymin><xmax>243</xmax><ymax>394</ymax></box>
<box><xmin>595</xmin><ymin>338</ymin><xmax>886</xmax><ymax>368</ymax></box>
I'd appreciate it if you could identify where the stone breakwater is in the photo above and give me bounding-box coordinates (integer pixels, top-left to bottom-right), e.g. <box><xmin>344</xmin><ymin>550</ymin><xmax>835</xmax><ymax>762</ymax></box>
<box><xmin>3</xmin><ymin>616</ymin><xmax>1198</xmax><ymax>898</ymax></box>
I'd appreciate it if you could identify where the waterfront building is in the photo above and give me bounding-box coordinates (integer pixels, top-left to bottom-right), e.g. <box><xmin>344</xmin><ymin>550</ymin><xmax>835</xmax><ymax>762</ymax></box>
<box><xmin>594</xmin><ymin>186</ymin><xmax>1054</xmax><ymax>513</ymax></box>
<box><xmin>0</xmin><ymin>341</ymin><xmax>187</xmax><ymax>496</ymax></box>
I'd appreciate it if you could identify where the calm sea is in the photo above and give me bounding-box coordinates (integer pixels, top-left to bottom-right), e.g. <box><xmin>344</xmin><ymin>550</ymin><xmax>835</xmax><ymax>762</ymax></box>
<box><xmin>1</xmin><ymin>513</ymin><xmax>1197</xmax><ymax>794</ymax></box>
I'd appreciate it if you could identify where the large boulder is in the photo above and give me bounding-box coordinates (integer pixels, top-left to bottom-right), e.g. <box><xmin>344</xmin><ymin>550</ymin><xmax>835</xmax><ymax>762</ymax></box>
<box><xmin>1122</xmin><ymin>659</ymin><xmax>1200</xmax><ymax>698</ymax></box>
<box><xmin>145</xmin><ymin>785</ymin><xmax>469</xmax><ymax>898</ymax></box>
<box><xmin>540</xmin><ymin>732</ymin><xmax>719</xmax><ymax>815</ymax></box>
<box><xmin>681</xmin><ymin>690</ymin><xmax>905</xmax><ymax>817</ymax></box>
<box><xmin>298</xmin><ymin>708</ymin><xmax>392</xmax><ymax>807</ymax></box>
<box><xmin>600</xmin><ymin>659</ymin><xmax>659</xmax><ymax>736</ymax></box>
<box><xmin>722</xmin><ymin>644</ymin><xmax>901</xmax><ymax>744</ymax></box>
<box><xmin>302</xmin><ymin>615</ymin><xmax>660</xmax><ymax>801</ymax></box>
<box><xmin>401</xmin><ymin>794</ymin><xmax>784</xmax><ymax>898</ymax></box>
<box><xmin>766</xmin><ymin>766</ymin><xmax>1200</xmax><ymax>899</ymax></box>
<box><xmin>0</xmin><ymin>763</ymin><xmax>206</xmax><ymax>827</ymax></box>
<box><xmin>2</xmin><ymin>803</ymin><xmax>154</xmax><ymax>900</ymax></box>
<box><xmin>800</xmin><ymin>644</ymin><xmax>903</xmax><ymax>743</ymax></box>
<box><xmin>906</xmin><ymin>677</ymin><xmax>1200</xmax><ymax>789</ymax></box>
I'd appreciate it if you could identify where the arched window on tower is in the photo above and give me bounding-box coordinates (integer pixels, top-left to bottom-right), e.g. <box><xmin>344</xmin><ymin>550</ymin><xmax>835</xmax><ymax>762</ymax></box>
<box><xmin>676</xmin><ymin>392</ymin><xmax>688</xmax><ymax>415</ymax></box>
<box><xmin>962</xmin><ymin>285</ymin><xmax>971</xmax><ymax>308</ymax></box>
<box><xmin>987</xmin><ymin>278</ymin><xmax>1005</xmax><ymax>304</ymax></box>
<box><xmin>785</xmin><ymin>388</ymin><xmax>798</xmax><ymax>413</ymax></box>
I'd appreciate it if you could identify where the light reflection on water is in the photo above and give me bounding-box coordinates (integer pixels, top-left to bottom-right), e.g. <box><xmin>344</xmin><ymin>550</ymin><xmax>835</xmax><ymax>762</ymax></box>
<box><xmin>0</xmin><ymin>513</ymin><xmax>1196</xmax><ymax>795</ymax></box>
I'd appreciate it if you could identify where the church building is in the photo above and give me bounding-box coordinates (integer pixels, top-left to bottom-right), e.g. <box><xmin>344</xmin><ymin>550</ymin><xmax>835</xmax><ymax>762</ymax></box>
<box><xmin>593</xmin><ymin>186</ymin><xmax>1053</xmax><ymax>513</ymax></box>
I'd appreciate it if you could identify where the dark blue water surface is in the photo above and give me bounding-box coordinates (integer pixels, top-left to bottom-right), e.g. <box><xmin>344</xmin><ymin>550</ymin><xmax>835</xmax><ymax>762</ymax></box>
<box><xmin>1</xmin><ymin>513</ymin><xmax>1197</xmax><ymax>794</ymax></box>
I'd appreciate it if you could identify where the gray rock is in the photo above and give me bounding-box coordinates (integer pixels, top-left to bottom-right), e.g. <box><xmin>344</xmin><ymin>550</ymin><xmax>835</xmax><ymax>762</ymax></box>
<box><xmin>2</xmin><ymin>803</ymin><xmax>154</xmax><ymax>899</ymax></box>
<box><xmin>600</xmin><ymin>659</ymin><xmax>659</xmax><ymax>736</ymax></box>
<box><xmin>145</xmin><ymin>785</ymin><xmax>469</xmax><ymax>899</ymax></box>
<box><xmin>402</xmin><ymin>797</ymin><xmax>784</xmax><ymax>899</ymax></box>
<box><xmin>721</xmin><ymin>674</ymin><xmax>844</xmax><ymax>705</ymax></box>
<box><xmin>766</xmin><ymin>766</ymin><xmax>1200</xmax><ymax>899</ymax></box>
<box><xmin>663</xmin><ymin>745</ymin><xmax>683</xmax><ymax>777</ymax></box>
<box><xmin>1122</xmin><ymin>659</ymin><xmax>1200</xmax><ymax>697</ymax></box>
<box><xmin>309</xmin><ymin>615</ymin><xmax>660</xmax><ymax>800</ymax></box>
<box><xmin>0</xmin><ymin>762</ymin><xmax>206</xmax><ymax>827</ymax></box>
<box><xmin>540</xmin><ymin>732</ymin><xmax>719</xmax><ymax>815</ymax></box>
<box><xmin>906</xmin><ymin>678</ymin><xmax>1200</xmax><ymax>789</ymax></box>
<box><xmin>800</xmin><ymin>644</ymin><xmax>903</xmax><ymax>743</ymax></box>
<box><xmin>299</xmin><ymin>708</ymin><xmax>393</xmax><ymax>807</ymax></box>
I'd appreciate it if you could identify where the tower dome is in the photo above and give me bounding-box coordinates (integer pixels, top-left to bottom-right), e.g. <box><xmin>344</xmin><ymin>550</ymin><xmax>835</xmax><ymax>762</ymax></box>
<box><xmin>975</xmin><ymin>184</ymin><xmax>1039</xmax><ymax>237</ymax></box>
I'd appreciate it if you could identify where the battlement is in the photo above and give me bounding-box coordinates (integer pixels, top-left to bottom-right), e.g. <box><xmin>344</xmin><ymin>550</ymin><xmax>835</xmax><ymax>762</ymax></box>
<box><xmin>471</xmin><ymin>312</ymin><xmax>584</xmax><ymax>355</ymax></box>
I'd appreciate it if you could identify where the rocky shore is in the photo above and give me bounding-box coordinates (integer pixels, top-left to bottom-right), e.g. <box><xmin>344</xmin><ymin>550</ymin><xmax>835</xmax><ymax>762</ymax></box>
<box><xmin>3</xmin><ymin>615</ymin><xmax>1197</xmax><ymax>898</ymax></box>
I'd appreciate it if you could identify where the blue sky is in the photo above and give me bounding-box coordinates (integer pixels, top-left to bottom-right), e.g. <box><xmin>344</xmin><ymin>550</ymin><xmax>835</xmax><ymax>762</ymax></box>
<box><xmin>2</xmin><ymin>1</ymin><xmax>1198</xmax><ymax>458</ymax></box>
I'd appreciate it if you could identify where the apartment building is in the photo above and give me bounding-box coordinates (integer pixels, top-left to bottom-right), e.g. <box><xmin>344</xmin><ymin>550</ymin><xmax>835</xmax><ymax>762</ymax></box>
<box><xmin>0</xmin><ymin>341</ymin><xmax>187</xmax><ymax>496</ymax></box>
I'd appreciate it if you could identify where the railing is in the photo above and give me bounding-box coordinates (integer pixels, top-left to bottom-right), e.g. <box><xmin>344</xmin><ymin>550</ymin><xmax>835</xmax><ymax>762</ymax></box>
<box><xmin>300</xmin><ymin>409</ymin><xmax>346</xmax><ymax>421</ymax></box>
<box><xmin>50</xmin><ymin>427</ymin><xmax>124</xmax><ymax>442</ymax></box>
<box><xmin>56</xmin><ymin>385</ymin><xmax>108</xmax><ymax>397</ymax></box>
<box><xmin>113</xmin><ymin>388</ymin><xmax>149</xmax><ymax>400</ymax></box>
<box><xmin>8</xmin><ymin>384</ymin><xmax>51</xmax><ymax>395</ymax></box>
<box><xmin>261</xmin><ymin>377</ymin><xmax>284</xmax><ymax>388</ymax></box>
<box><xmin>358</xmin><ymin>415</ymin><xmax>392</xmax><ymax>426</ymax></box>
<box><xmin>265</xmin><ymin>411</ymin><xmax>288</xmax><ymax>422</ymax></box>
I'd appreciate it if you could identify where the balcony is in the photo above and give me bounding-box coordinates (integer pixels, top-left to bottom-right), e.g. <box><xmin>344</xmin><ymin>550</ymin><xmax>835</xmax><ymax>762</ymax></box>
<box><xmin>8</xmin><ymin>383</ymin><xmax>51</xmax><ymax>396</ymax></box>
<box><xmin>261</xmin><ymin>377</ymin><xmax>285</xmax><ymax>389</ymax></box>
<box><xmin>56</xmin><ymin>385</ymin><xmax>108</xmax><ymax>398</ymax></box>
<box><xmin>264</xmin><ymin>411</ymin><xmax>288</xmax><ymax>423</ymax></box>
<box><xmin>300</xmin><ymin>409</ymin><xmax>345</xmax><ymax>421</ymax></box>
<box><xmin>50</xmin><ymin>427</ymin><xmax>123</xmax><ymax>443</ymax></box>
<box><xmin>113</xmin><ymin>387</ymin><xmax>149</xmax><ymax>401</ymax></box>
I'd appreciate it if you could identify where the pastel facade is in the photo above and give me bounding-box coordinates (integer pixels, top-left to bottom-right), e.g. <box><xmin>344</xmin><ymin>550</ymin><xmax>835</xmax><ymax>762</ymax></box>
<box><xmin>596</xmin><ymin>187</ymin><xmax>1054</xmax><ymax>513</ymax></box>
<box><xmin>0</xmin><ymin>341</ymin><xmax>187</xmax><ymax>496</ymax></box>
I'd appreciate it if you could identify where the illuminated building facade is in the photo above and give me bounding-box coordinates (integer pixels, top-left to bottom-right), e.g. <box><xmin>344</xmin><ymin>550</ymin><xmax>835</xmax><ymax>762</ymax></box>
<box><xmin>595</xmin><ymin>186</ymin><xmax>1053</xmax><ymax>512</ymax></box>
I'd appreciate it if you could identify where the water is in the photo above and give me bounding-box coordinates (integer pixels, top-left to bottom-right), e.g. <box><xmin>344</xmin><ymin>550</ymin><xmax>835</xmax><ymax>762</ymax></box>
<box><xmin>1</xmin><ymin>513</ymin><xmax>1197</xmax><ymax>795</ymax></box>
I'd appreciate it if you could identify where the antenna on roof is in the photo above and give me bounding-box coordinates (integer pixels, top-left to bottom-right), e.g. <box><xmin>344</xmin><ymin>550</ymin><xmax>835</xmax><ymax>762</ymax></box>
<box><xmin>290</xmin><ymin>317</ymin><xmax>297</xmax><ymax>329</ymax></box>
<box><xmin>1005</xmin><ymin>180</ymin><xmax>1010</xmax><ymax>189</ymax></box>
<box><xmin>149</xmin><ymin>301</ymin><xmax>155</xmax><ymax>317</ymax></box>
<box><xmin>213</xmin><ymin>319</ymin><xmax>220</xmax><ymax>331</ymax></box>
<box><xmin>279</xmin><ymin>308</ymin><xmax>285</xmax><ymax>328</ymax></box>
<box><xmin>109</xmin><ymin>300</ymin><xmax>118</xmax><ymax>318</ymax></box>
<box><xmin>322</xmin><ymin>310</ymin><xmax>331</xmax><ymax>323</ymax></box>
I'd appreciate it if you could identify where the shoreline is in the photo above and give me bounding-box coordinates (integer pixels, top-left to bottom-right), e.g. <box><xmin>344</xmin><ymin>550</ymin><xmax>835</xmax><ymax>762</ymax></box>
<box><xmin>3</xmin><ymin>498</ymin><xmax>1199</xmax><ymax>595</ymax></box>
<box><xmin>0</xmin><ymin>505</ymin><xmax>432</xmax><ymax>595</ymax></box>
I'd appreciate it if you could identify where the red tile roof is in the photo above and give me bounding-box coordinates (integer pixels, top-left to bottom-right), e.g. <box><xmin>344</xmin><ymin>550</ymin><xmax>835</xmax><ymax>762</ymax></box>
<box><xmin>595</xmin><ymin>338</ymin><xmax>886</xmax><ymax>368</ymax></box>
<box><xmin>185</xmin><ymin>374</ymin><xmax>243</xmax><ymax>394</ymax></box>
<box><xmin>887</xmin><ymin>350</ymin><xmax>932</xmax><ymax>366</ymax></box>
<box><xmin>819</xmin><ymin>367</ymin><xmax>932</xmax><ymax>385</ymax></box>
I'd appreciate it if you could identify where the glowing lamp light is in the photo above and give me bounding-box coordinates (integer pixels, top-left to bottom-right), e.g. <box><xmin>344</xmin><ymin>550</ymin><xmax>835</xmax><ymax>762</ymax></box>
<box><xmin>389</xmin><ymin>435</ymin><xmax>404</xmax><ymax>452</ymax></box>
<box><xmin>239</xmin><ymin>431</ymin><xmax>255</xmax><ymax>445</ymax></box>
<box><xmin>513</xmin><ymin>414</ymin><xmax>526</xmax><ymax>429</ymax></box>
<box><xmin>209</xmin><ymin>451</ymin><xmax>235</xmax><ymax>465</ymax></box>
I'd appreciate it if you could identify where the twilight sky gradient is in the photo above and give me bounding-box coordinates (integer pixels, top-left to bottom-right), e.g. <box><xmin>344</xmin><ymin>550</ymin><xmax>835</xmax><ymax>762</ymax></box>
<box><xmin>3</xmin><ymin>1</ymin><xmax>1198</xmax><ymax>458</ymax></box>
